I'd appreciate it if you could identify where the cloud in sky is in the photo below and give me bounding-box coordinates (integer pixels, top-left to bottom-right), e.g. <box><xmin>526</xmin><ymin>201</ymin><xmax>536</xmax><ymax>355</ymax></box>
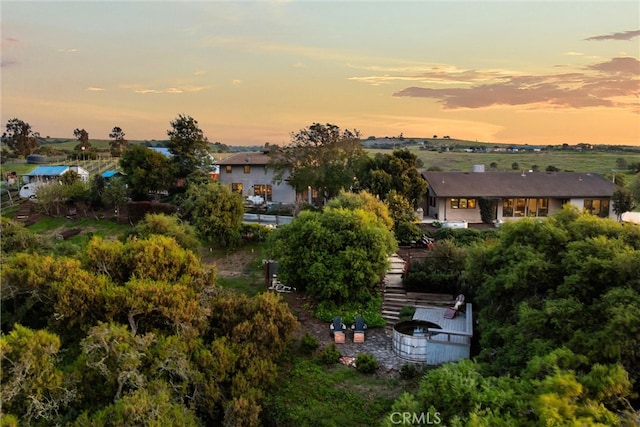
<box><xmin>390</xmin><ymin>57</ymin><xmax>639</xmax><ymax>111</ymax></box>
<box><xmin>120</xmin><ymin>83</ymin><xmax>209</xmax><ymax>95</ymax></box>
<box><xmin>585</xmin><ymin>30</ymin><xmax>640</xmax><ymax>41</ymax></box>
<box><xmin>350</xmin><ymin>63</ymin><xmax>521</xmax><ymax>86</ymax></box>
<box><xmin>86</xmin><ymin>87</ymin><xmax>105</xmax><ymax>92</ymax></box>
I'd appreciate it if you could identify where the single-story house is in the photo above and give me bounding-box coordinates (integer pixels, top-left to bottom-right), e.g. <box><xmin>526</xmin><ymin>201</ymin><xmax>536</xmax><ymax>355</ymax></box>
<box><xmin>217</xmin><ymin>152</ymin><xmax>297</xmax><ymax>205</ymax></box>
<box><xmin>20</xmin><ymin>165</ymin><xmax>90</xmax><ymax>184</ymax></box>
<box><xmin>421</xmin><ymin>170</ymin><xmax>616</xmax><ymax>223</ymax></box>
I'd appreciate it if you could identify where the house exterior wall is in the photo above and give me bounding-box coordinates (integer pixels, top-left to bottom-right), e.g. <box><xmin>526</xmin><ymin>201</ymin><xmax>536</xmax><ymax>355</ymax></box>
<box><xmin>428</xmin><ymin>196</ymin><xmax>615</xmax><ymax>223</ymax></box>
<box><xmin>217</xmin><ymin>165</ymin><xmax>296</xmax><ymax>204</ymax></box>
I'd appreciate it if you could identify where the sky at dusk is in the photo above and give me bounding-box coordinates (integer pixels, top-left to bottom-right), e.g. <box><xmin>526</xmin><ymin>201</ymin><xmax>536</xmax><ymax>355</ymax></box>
<box><xmin>1</xmin><ymin>1</ymin><xmax>639</xmax><ymax>146</ymax></box>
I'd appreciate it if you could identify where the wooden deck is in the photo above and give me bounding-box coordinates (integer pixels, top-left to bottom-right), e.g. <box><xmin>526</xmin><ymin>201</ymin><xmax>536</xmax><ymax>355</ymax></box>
<box><xmin>412</xmin><ymin>305</ymin><xmax>473</xmax><ymax>346</ymax></box>
<box><xmin>390</xmin><ymin>304</ymin><xmax>473</xmax><ymax>365</ymax></box>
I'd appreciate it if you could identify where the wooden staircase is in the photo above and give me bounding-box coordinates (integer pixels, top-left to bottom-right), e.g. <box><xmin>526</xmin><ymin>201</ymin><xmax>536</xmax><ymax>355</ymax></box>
<box><xmin>381</xmin><ymin>254</ymin><xmax>456</xmax><ymax>328</ymax></box>
<box><xmin>15</xmin><ymin>201</ymin><xmax>36</xmax><ymax>224</ymax></box>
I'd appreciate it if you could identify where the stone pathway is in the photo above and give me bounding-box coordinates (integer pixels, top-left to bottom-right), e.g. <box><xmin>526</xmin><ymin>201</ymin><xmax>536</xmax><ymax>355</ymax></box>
<box><xmin>330</xmin><ymin>328</ymin><xmax>407</xmax><ymax>371</ymax></box>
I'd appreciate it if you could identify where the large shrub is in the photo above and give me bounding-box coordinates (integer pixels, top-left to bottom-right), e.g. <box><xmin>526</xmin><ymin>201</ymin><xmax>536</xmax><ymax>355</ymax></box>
<box><xmin>268</xmin><ymin>207</ymin><xmax>397</xmax><ymax>304</ymax></box>
<box><xmin>403</xmin><ymin>239</ymin><xmax>467</xmax><ymax>294</ymax></box>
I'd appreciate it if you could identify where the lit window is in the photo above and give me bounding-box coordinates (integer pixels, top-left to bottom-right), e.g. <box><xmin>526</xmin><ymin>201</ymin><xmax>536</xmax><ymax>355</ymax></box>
<box><xmin>451</xmin><ymin>198</ymin><xmax>476</xmax><ymax>209</ymax></box>
<box><xmin>231</xmin><ymin>183</ymin><xmax>243</xmax><ymax>195</ymax></box>
<box><xmin>244</xmin><ymin>165</ymin><xmax>250</xmax><ymax>174</ymax></box>
<box><xmin>254</xmin><ymin>184</ymin><xmax>272</xmax><ymax>201</ymax></box>
<box><xmin>584</xmin><ymin>199</ymin><xmax>609</xmax><ymax>217</ymax></box>
<box><xmin>225</xmin><ymin>165</ymin><xmax>232</xmax><ymax>173</ymax></box>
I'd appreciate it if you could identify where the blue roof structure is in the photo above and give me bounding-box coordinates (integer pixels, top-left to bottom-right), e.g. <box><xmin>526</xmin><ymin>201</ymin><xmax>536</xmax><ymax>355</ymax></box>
<box><xmin>25</xmin><ymin>166</ymin><xmax>69</xmax><ymax>176</ymax></box>
<box><xmin>102</xmin><ymin>170</ymin><xmax>121</xmax><ymax>178</ymax></box>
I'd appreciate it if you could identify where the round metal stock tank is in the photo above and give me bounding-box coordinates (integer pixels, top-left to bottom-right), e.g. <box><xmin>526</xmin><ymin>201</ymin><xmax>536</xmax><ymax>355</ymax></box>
<box><xmin>392</xmin><ymin>320</ymin><xmax>442</xmax><ymax>362</ymax></box>
<box><xmin>26</xmin><ymin>154</ymin><xmax>47</xmax><ymax>164</ymax></box>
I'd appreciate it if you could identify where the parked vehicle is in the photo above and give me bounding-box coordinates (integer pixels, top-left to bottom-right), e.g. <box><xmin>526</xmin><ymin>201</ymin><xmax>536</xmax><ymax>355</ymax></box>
<box><xmin>18</xmin><ymin>182</ymin><xmax>45</xmax><ymax>199</ymax></box>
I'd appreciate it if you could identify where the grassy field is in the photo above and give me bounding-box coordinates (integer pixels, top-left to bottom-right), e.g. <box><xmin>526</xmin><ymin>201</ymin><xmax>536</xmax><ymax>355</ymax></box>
<box><xmin>365</xmin><ymin>145</ymin><xmax>640</xmax><ymax>175</ymax></box>
<box><xmin>5</xmin><ymin>147</ymin><xmax>640</xmax><ymax>176</ymax></box>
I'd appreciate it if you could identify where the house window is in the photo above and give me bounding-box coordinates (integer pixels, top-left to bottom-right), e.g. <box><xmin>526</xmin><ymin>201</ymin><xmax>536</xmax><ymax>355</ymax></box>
<box><xmin>225</xmin><ymin>165</ymin><xmax>232</xmax><ymax>173</ymax></box>
<box><xmin>584</xmin><ymin>199</ymin><xmax>609</xmax><ymax>218</ymax></box>
<box><xmin>503</xmin><ymin>198</ymin><xmax>549</xmax><ymax>217</ymax></box>
<box><xmin>254</xmin><ymin>184</ymin><xmax>272</xmax><ymax>202</ymax></box>
<box><xmin>429</xmin><ymin>196</ymin><xmax>436</xmax><ymax>207</ymax></box>
<box><xmin>231</xmin><ymin>183</ymin><xmax>243</xmax><ymax>195</ymax></box>
<box><xmin>503</xmin><ymin>199</ymin><xmax>514</xmax><ymax>217</ymax></box>
<box><xmin>514</xmin><ymin>198</ymin><xmax>526</xmax><ymax>217</ymax></box>
<box><xmin>243</xmin><ymin>165</ymin><xmax>251</xmax><ymax>174</ymax></box>
<box><xmin>536</xmin><ymin>198</ymin><xmax>549</xmax><ymax>217</ymax></box>
<box><xmin>451</xmin><ymin>198</ymin><xmax>476</xmax><ymax>209</ymax></box>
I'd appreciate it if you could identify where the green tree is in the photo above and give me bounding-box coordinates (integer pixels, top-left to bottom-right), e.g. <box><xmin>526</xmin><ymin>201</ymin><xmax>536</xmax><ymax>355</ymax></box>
<box><xmin>74</xmin><ymin>381</ymin><xmax>201</xmax><ymax>426</ymax></box>
<box><xmin>108</xmin><ymin>126</ymin><xmax>128</xmax><ymax>157</ymax></box>
<box><xmin>1</xmin><ymin>118</ymin><xmax>40</xmax><ymax>156</ymax></box>
<box><xmin>60</xmin><ymin>169</ymin><xmax>81</xmax><ymax>185</ymax></box>
<box><xmin>90</xmin><ymin>174</ymin><xmax>106</xmax><ymax>208</ymax></box>
<box><xmin>268</xmin><ymin>207</ymin><xmax>397</xmax><ymax>303</ymax></box>
<box><xmin>612</xmin><ymin>186</ymin><xmax>635</xmax><ymax>221</ymax></box>
<box><xmin>166</xmin><ymin>114</ymin><xmax>212</xmax><ymax>183</ymax></box>
<box><xmin>129</xmin><ymin>213</ymin><xmax>200</xmax><ymax>253</ymax></box>
<box><xmin>0</xmin><ymin>325</ymin><xmax>75</xmax><ymax>423</ymax></box>
<box><xmin>326</xmin><ymin>190</ymin><xmax>394</xmax><ymax>230</ymax></box>
<box><xmin>102</xmin><ymin>177</ymin><xmax>128</xmax><ymax>221</ymax></box>
<box><xmin>34</xmin><ymin>182</ymin><xmax>67</xmax><ymax>216</ymax></box>
<box><xmin>269</xmin><ymin>122</ymin><xmax>366</xmax><ymax>203</ymax></box>
<box><xmin>357</xmin><ymin>149</ymin><xmax>427</xmax><ymax>207</ymax></box>
<box><xmin>85</xmin><ymin>234</ymin><xmax>212</xmax><ymax>289</ymax></box>
<box><xmin>73</xmin><ymin>128</ymin><xmax>90</xmax><ymax>152</ymax></box>
<box><xmin>467</xmin><ymin>207</ymin><xmax>640</xmax><ymax>393</ymax></box>
<box><xmin>386</xmin><ymin>189</ymin><xmax>421</xmax><ymax>243</ymax></box>
<box><xmin>180</xmin><ymin>181</ymin><xmax>244</xmax><ymax>247</ymax></box>
<box><xmin>119</xmin><ymin>144</ymin><xmax>172</xmax><ymax>200</ymax></box>
<box><xmin>403</xmin><ymin>239</ymin><xmax>467</xmax><ymax>294</ymax></box>
<box><xmin>385</xmin><ymin>349</ymin><xmax>634</xmax><ymax>426</ymax></box>
<box><xmin>81</xmin><ymin>322</ymin><xmax>154</xmax><ymax>400</ymax></box>
<box><xmin>0</xmin><ymin>217</ymin><xmax>41</xmax><ymax>254</ymax></box>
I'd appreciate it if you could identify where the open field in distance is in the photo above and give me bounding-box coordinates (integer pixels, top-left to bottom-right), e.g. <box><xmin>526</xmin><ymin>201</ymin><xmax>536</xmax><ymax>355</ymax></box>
<box><xmin>3</xmin><ymin>138</ymin><xmax>640</xmax><ymax>177</ymax></box>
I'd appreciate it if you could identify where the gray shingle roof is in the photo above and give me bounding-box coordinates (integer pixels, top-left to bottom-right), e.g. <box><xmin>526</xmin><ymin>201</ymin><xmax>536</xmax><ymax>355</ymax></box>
<box><xmin>217</xmin><ymin>152</ymin><xmax>270</xmax><ymax>166</ymax></box>
<box><xmin>422</xmin><ymin>171</ymin><xmax>615</xmax><ymax>198</ymax></box>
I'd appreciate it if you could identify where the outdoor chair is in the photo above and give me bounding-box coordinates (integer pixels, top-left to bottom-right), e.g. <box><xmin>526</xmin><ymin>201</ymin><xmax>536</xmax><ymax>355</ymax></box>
<box><xmin>351</xmin><ymin>316</ymin><xmax>367</xmax><ymax>343</ymax></box>
<box><xmin>330</xmin><ymin>316</ymin><xmax>346</xmax><ymax>344</ymax></box>
<box><xmin>444</xmin><ymin>294</ymin><xmax>465</xmax><ymax>319</ymax></box>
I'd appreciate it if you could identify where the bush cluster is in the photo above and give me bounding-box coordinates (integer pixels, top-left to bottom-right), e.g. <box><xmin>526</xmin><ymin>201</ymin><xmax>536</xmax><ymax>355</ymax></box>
<box><xmin>299</xmin><ymin>332</ymin><xmax>320</xmax><ymax>355</ymax></box>
<box><xmin>319</xmin><ymin>344</ymin><xmax>341</xmax><ymax>365</ymax></box>
<box><xmin>355</xmin><ymin>353</ymin><xmax>378</xmax><ymax>374</ymax></box>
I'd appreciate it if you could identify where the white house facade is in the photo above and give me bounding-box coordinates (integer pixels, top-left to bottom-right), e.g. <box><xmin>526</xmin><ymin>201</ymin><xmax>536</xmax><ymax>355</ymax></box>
<box><xmin>421</xmin><ymin>170</ymin><xmax>617</xmax><ymax>223</ymax></box>
<box><xmin>217</xmin><ymin>152</ymin><xmax>297</xmax><ymax>205</ymax></box>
